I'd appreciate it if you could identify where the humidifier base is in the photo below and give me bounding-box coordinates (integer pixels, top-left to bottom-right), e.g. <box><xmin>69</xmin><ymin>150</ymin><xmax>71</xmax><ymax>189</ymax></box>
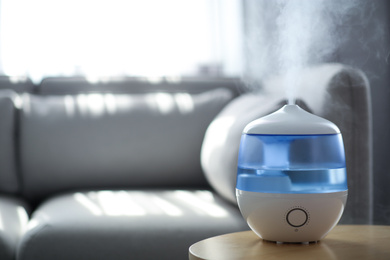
<box><xmin>236</xmin><ymin>189</ymin><xmax>347</xmax><ymax>243</ymax></box>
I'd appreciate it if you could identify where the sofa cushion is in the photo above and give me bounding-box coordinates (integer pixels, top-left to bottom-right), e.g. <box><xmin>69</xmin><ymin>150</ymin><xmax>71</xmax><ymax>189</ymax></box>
<box><xmin>0</xmin><ymin>196</ymin><xmax>30</xmax><ymax>260</ymax></box>
<box><xmin>17</xmin><ymin>190</ymin><xmax>248</xmax><ymax>260</ymax></box>
<box><xmin>38</xmin><ymin>76</ymin><xmax>243</xmax><ymax>95</ymax></box>
<box><xmin>0</xmin><ymin>76</ymin><xmax>34</xmax><ymax>93</ymax></box>
<box><xmin>19</xmin><ymin>88</ymin><xmax>234</xmax><ymax>202</ymax></box>
<box><xmin>0</xmin><ymin>90</ymin><xmax>20</xmax><ymax>193</ymax></box>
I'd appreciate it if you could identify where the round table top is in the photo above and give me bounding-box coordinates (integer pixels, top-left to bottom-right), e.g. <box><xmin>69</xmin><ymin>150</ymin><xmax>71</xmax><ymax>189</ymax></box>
<box><xmin>189</xmin><ymin>225</ymin><xmax>390</xmax><ymax>260</ymax></box>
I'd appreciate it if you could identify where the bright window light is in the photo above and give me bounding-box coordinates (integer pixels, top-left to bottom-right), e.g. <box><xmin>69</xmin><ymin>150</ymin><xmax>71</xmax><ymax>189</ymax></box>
<box><xmin>0</xmin><ymin>0</ymin><xmax>243</xmax><ymax>83</ymax></box>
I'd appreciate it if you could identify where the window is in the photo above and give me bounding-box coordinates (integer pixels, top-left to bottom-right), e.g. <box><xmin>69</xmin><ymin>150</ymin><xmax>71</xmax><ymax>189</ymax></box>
<box><xmin>0</xmin><ymin>0</ymin><xmax>243</xmax><ymax>82</ymax></box>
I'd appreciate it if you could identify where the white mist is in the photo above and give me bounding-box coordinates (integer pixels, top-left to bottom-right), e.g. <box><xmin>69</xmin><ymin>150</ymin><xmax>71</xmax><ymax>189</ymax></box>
<box><xmin>244</xmin><ymin>0</ymin><xmax>365</xmax><ymax>102</ymax></box>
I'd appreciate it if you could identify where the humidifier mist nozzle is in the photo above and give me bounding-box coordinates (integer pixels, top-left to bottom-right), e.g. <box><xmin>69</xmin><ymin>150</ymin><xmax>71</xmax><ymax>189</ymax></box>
<box><xmin>243</xmin><ymin>104</ymin><xmax>340</xmax><ymax>135</ymax></box>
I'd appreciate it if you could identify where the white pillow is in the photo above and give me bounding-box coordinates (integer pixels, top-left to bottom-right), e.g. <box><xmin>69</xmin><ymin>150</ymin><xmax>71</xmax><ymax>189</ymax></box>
<box><xmin>201</xmin><ymin>92</ymin><xmax>284</xmax><ymax>203</ymax></box>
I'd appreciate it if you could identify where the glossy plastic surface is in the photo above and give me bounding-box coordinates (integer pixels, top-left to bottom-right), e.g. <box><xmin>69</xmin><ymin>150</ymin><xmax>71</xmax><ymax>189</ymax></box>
<box><xmin>236</xmin><ymin>134</ymin><xmax>347</xmax><ymax>193</ymax></box>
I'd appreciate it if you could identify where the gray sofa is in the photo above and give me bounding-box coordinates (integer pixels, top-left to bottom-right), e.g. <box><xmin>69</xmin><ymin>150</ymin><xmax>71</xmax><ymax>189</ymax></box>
<box><xmin>0</xmin><ymin>63</ymin><xmax>371</xmax><ymax>260</ymax></box>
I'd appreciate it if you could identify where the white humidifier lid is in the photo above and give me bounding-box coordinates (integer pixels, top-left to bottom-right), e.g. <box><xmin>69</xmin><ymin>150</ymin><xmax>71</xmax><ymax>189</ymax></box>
<box><xmin>243</xmin><ymin>104</ymin><xmax>340</xmax><ymax>135</ymax></box>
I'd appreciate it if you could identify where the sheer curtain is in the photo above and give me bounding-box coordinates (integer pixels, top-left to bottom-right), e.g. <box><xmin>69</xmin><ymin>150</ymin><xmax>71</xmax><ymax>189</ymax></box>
<box><xmin>0</xmin><ymin>0</ymin><xmax>243</xmax><ymax>83</ymax></box>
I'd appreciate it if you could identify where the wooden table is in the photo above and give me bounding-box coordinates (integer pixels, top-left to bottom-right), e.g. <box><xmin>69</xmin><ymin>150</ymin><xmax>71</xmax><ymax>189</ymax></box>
<box><xmin>189</xmin><ymin>225</ymin><xmax>390</xmax><ymax>260</ymax></box>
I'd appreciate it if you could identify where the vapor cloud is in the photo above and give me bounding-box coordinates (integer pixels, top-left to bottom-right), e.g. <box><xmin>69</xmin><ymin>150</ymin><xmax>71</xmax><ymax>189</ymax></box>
<box><xmin>244</xmin><ymin>0</ymin><xmax>368</xmax><ymax>103</ymax></box>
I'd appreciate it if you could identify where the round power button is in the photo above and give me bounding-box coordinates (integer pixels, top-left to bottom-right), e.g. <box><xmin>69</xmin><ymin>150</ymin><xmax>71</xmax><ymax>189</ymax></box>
<box><xmin>286</xmin><ymin>208</ymin><xmax>308</xmax><ymax>227</ymax></box>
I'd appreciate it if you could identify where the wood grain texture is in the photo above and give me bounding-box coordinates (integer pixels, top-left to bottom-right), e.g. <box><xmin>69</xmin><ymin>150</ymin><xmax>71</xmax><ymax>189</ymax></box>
<box><xmin>189</xmin><ymin>225</ymin><xmax>390</xmax><ymax>260</ymax></box>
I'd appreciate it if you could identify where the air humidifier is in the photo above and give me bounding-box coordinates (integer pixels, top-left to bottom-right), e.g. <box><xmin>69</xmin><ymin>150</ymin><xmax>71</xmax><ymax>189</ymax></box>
<box><xmin>236</xmin><ymin>104</ymin><xmax>347</xmax><ymax>243</ymax></box>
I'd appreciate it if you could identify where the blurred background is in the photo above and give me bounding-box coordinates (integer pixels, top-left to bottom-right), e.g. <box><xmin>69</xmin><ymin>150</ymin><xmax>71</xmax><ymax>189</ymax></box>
<box><xmin>0</xmin><ymin>0</ymin><xmax>389</xmax><ymax>224</ymax></box>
